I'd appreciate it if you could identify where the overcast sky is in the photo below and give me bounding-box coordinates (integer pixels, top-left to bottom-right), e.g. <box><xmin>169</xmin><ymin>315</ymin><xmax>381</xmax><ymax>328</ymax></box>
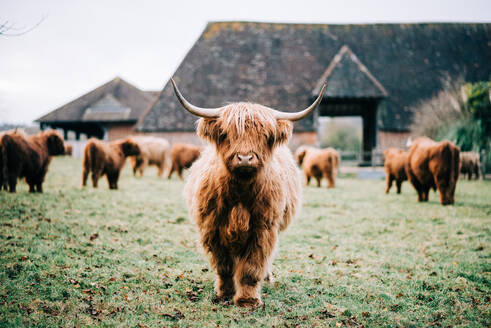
<box><xmin>1</xmin><ymin>0</ymin><xmax>490</xmax><ymax>124</ymax></box>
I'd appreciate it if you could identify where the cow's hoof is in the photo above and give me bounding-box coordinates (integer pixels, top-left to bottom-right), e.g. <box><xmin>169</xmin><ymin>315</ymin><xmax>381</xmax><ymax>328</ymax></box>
<box><xmin>235</xmin><ymin>297</ymin><xmax>262</xmax><ymax>308</ymax></box>
<box><xmin>212</xmin><ymin>292</ymin><xmax>234</xmax><ymax>304</ymax></box>
<box><xmin>264</xmin><ymin>273</ymin><xmax>274</xmax><ymax>283</ymax></box>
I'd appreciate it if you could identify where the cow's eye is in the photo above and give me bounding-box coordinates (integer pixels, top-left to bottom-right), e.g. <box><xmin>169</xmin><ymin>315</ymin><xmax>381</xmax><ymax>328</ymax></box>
<box><xmin>217</xmin><ymin>132</ymin><xmax>227</xmax><ymax>143</ymax></box>
<box><xmin>267</xmin><ymin>135</ymin><xmax>275</xmax><ymax>147</ymax></box>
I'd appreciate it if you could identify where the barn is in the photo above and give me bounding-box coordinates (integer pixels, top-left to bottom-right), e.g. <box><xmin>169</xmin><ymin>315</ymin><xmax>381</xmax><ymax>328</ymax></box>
<box><xmin>136</xmin><ymin>22</ymin><xmax>491</xmax><ymax>158</ymax></box>
<box><xmin>36</xmin><ymin>77</ymin><xmax>158</xmax><ymax>141</ymax></box>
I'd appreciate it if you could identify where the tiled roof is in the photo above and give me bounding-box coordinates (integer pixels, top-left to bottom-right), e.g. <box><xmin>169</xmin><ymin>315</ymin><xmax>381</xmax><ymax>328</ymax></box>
<box><xmin>137</xmin><ymin>22</ymin><xmax>491</xmax><ymax>132</ymax></box>
<box><xmin>37</xmin><ymin>77</ymin><xmax>156</xmax><ymax>123</ymax></box>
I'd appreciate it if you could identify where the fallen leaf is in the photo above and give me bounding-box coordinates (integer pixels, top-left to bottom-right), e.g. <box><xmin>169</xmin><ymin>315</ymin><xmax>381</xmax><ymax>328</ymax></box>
<box><xmin>89</xmin><ymin>233</ymin><xmax>99</xmax><ymax>241</ymax></box>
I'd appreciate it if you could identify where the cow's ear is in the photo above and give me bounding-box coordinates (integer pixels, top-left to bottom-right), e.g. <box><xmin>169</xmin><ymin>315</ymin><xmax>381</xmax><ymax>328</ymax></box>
<box><xmin>197</xmin><ymin>118</ymin><xmax>221</xmax><ymax>143</ymax></box>
<box><xmin>273</xmin><ymin>120</ymin><xmax>293</xmax><ymax>146</ymax></box>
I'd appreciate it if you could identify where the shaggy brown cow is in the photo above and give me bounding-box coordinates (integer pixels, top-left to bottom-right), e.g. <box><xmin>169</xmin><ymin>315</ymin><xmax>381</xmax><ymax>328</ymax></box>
<box><xmin>64</xmin><ymin>143</ymin><xmax>73</xmax><ymax>156</ymax></box>
<box><xmin>460</xmin><ymin>151</ymin><xmax>480</xmax><ymax>180</ymax></box>
<box><xmin>406</xmin><ymin>137</ymin><xmax>460</xmax><ymax>205</ymax></box>
<box><xmin>82</xmin><ymin>137</ymin><xmax>140</xmax><ymax>189</ymax></box>
<box><xmin>171</xmin><ymin>78</ymin><xmax>325</xmax><ymax>307</ymax></box>
<box><xmin>1</xmin><ymin>130</ymin><xmax>65</xmax><ymax>192</ymax></box>
<box><xmin>384</xmin><ymin>148</ymin><xmax>408</xmax><ymax>194</ymax></box>
<box><xmin>167</xmin><ymin>143</ymin><xmax>201</xmax><ymax>180</ymax></box>
<box><xmin>294</xmin><ymin>146</ymin><xmax>339</xmax><ymax>188</ymax></box>
<box><xmin>129</xmin><ymin>136</ymin><xmax>171</xmax><ymax>177</ymax></box>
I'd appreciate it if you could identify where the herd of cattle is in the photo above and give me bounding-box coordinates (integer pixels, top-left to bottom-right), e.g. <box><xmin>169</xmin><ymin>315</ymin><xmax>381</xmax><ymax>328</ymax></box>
<box><xmin>0</xmin><ymin>79</ymin><xmax>485</xmax><ymax>308</ymax></box>
<box><xmin>384</xmin><ymin>139</ymin><xmax>481</xmax><ymax>205</ymax></box>
<box><xmin>0</xmin><ymin>125</ymin><xmax>483</xmax><ymax>201</ymax></box>
<box><xmin>0</xmin><ymin>129</ymin><xmax>202</xmax><ymax>192</ymax></box>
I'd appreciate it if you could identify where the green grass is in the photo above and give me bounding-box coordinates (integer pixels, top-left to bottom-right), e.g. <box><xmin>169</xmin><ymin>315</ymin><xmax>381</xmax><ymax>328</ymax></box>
<box><xmin>0</xmin><ymin>157</ymin><xmax>490</xmax><ymax>327</ymax></box>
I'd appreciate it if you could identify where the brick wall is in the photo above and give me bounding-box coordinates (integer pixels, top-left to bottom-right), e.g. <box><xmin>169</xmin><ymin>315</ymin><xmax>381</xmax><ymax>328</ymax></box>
<box><xmin>378</xmin><ymin>131</ymin><xmax>411</xmax><ymax>151</ymax></box>
<box><xmin>107</xmin><ymin>124</ymin><xmax>137</xmax><ymax>141</ymax></box>
<box><xmin>289</xmin><ymin>132</ymin><xmax>317</xmax><ymax>150</ymax></box>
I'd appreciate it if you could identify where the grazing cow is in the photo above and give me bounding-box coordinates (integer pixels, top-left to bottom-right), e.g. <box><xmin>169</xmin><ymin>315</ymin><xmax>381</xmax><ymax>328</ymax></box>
<box><xmin>384</xmin><ymin>148</ymin><xmax>408</xmax><ymax>194</ymax></box>
<box><xmin>82</xmin><ymin>137</ymin><xmax>140</xmax><ymax>189</ymax></box>
<box><xmin>294</xmin><ymin>146</ymin><xmax>339</xmax><ymax>188</ymax></box>
<box><xmin>64</xmin><ymin>143</ymin><xmax>73</xmax><ymax>156</ymax></box>
<box><xmin>129</xmin><ymin>136</ymin><xmax>171</xmax><ymax>177</ymax></box>
<box><xmin>406</xmin><ymin>137</ymin><xmax>460</xmax><ymax>205</ymax></box>
<box><xmin>1</xmin><ymin>130</ymin><xmax>65</xmax><ymax>193</ymax></box>
<box><xmin>171</xmin><ymin>78</ymin><xmax>325</xmax><ymax>307</ymax></box>
<box><xmin>167</xmin><ymin>143</ymin><xmax>201</xmax><ymax>180</ymax></box>
<box><xmin>460</xmin><ymin>151</ymin><xmax>480</xmax><ymax>180</ymax></box>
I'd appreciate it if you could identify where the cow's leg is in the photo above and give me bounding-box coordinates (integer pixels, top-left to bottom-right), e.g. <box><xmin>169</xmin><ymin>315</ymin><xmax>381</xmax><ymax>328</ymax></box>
<box><xmin>435</xmin><ymin>179</ymin><xmax>453</xmax><ymax>205</ymax></box>
<box><xmin>385</xmin><ymin>174</ymin><xmax>394</xmax><ymax>193</ymax></box>
<box><xmin>36</xmin><ymin>183</ymin><xmax>43</xmax><ymax>193</ymax></box>
<box><xmin>157</xmin><ymin>162</ymin><xmax>164</xmax><ymax>177</ymax></box>
<box><xmin>212</xmin><ymin>254</ymin><xmax>235</xmax><ymax>302</ymax></box>
<box><xmin>325</xmin><ymin>170</ymin><xmax>335</xmax><ymax>188</ymax></box>
<box><xmin>8</xmin><ymin>175</ymin><xmax>16</xmax><ymax>193</ymax></box>
<box><xmin>408</xmin><ymin>171</ymin><xmax>424</xmax><ymax>202</ymax></box>
<box><xmin>139</xmin><ymin>158</ymin><xmax>147</xmax><ymax>177</ymax></box>
<box><xmin>91</xmin><ymin>171</ymin><xmax>101</xmax><ymax>188</ymax></box>
<box><xmin>422</xmin><ymin>186</ymin><xmax>430</xmax><ymax>201</ymax></box>
<box><xmin>206</xmin><ymin>236</ymin><xmax>235</xmax><ymax>301</ymax></box>
<box><xmin>305</xmin><ymin>174</ymin><xmax>311</xmax><ymax>186</ymax></box>
<box><xmin>233</xmin><ymin>228</ymin><xmax>277</xmax><ymax>307</ymax></box>
<box><xmin>396</xmin><ymin>179</ymin><xmax>403</xmax><ymax>194</ymax></box>
<box><xmin>315</xmin><ymin>175</ymin><xmax>321</xmax><ymax>188</ymax></box>
<box><xmin>167</xmin><ymin>164</ymin><xmax>174</xmax><ymax>179</ymax></box>
<box><xmin>177</xmin><ymin>167</ymin><xmax>184</xmax><ymax>181</ymax></box>
<box><xmin>82</xmin><ymin>168</ymin><xmax>89</xmax><ymax>187</ymax></box>
<box><xmin>107</xmin><ymin>172</ymin><xmax>120</xmax><ymax>190</ymax></box>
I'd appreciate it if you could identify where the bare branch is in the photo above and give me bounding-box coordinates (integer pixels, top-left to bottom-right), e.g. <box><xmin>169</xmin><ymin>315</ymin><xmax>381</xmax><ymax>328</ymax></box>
<box><xmin>0</xmin><ymin>15</ymin><xmax>46</xmax><ymax>37</ymax></box>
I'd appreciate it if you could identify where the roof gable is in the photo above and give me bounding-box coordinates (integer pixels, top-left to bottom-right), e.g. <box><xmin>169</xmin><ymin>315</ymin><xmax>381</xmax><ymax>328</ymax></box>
<box><xmin>315</xmin><ymin>45</ymin><xmax>388</xmax><ymax>98</ymax></box>
<box><xmin>82</xmin><ymin>94</ymin><xmax>131</xmax><ymax>121</ymax></box>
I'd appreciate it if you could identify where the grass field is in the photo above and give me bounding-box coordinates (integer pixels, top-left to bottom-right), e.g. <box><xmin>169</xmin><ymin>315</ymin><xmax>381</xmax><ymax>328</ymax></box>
<box><xmin>0</xmin><ymin>156</ymin><xmax>490</xmax><ymax>327</ymax></box>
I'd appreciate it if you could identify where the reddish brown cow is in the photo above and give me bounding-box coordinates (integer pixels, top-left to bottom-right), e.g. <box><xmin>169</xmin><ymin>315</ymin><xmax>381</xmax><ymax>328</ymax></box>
<box><xmin>406</xmin><ymin>137</ymin><xmax>460</xmax><ymax>205</ymax></box>
<box><xmin>460</xmin><ymin>151</ymin><xmax>480</xmax><ymax>180</ymax></box>
<box><xmin>171</xmin><ymin>79</ymin><xmax>325</xmax><ymax>307</ymax></box>
<box><xmin>1</xmin><ymin>130</ymin><xmax>65</xmax><ymax>193</ymax></box>
<box><xmin>167</xmin><ymin>143</ymin><xmax>201</xmax><ymax>180</ymax></box>
<box><xmin>82</xmin><ymin>138</ymin><xmax>140</xmax><ymax>189</ymax></box>
<box><xmin>294</xmin><ymin>146</ymin><xmax>339</xmax><ymax>188</ymax></box>
<box><xmin>384</xmin><ymin>148</ymin><xmax>408</xmax><ymax>194</ymax></box>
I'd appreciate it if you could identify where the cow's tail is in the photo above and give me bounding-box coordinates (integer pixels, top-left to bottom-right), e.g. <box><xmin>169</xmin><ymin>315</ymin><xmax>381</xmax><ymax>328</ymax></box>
<box><xmin>439</xmin><ymin>141</ymin><xmax>460</xmax><ymax>197</ymax></box>
<box><xmin>83</xmin><ymin>141</ymin><xmax>97</xmax><ymax>174</ymax></box>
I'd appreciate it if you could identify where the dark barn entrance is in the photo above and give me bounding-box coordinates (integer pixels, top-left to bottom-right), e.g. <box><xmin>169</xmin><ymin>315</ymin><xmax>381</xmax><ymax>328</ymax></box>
<box><xmin>317</xmin><ymin>98</ymin><xmax>382</xmax><ymax>163</ymax></box>
<box><xmin>312</xmin><ymin>45</ymin><xmax>388</xmax><ymax>164</ymax></box>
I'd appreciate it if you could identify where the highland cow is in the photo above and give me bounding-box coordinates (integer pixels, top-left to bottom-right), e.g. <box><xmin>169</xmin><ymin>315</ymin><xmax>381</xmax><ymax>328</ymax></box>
<box><xmin>129</xmin><ymin>136</ymin><xmax>171</xmax><ymax>177</ymax></box>
<box><xmin>294</xmin><ymin>146</ymin><xmax>339</xmax><ymax>188</ymax></box>
<box><xmin>171</xmin><ymin>78</ymin><xmax>325</xmax><ymax>307</ymax></box>
<box><xmin>384</xmin><ymin>148</ymin><xmax>408</xmax><ymax>194</ymax></box>
<box><xmin>1</xmin><ymin>130</ymin><xmax>65</xmax><ymax>193</ymax></box>
<box><xmin>406</xmin><ymin>137</ymin><xmax>460</xmax><ymax>205</ymax></box>
<box><xmin>460</xmin><ymin>151</ymin><xmax>480</xmax><ymax>180</ymax></box>
<box><xmin>167</xmin><ymin>143</ymin><xmax>201</xmax><ymax>180</ymax></box>
<box><xmin>64</xmin><ymin>143</ymin><xmax>73</xmax><ymax>156</ymax></box>
<box><xmin>82</xmin><ymin>137</ymin><xmax>140</xmax><ymax>189</ymax></box>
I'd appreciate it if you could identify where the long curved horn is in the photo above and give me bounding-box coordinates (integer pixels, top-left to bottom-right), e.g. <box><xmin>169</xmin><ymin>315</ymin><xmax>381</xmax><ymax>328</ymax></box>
<box><xmin>170</xmin><ymin>78</ymin><xmax>221</xmax><ymax>118</ymax></box>
<box><xmin>272</xmin><ymin>84</ymin><xmax>326</xmax><ymax>121</ymax></box>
